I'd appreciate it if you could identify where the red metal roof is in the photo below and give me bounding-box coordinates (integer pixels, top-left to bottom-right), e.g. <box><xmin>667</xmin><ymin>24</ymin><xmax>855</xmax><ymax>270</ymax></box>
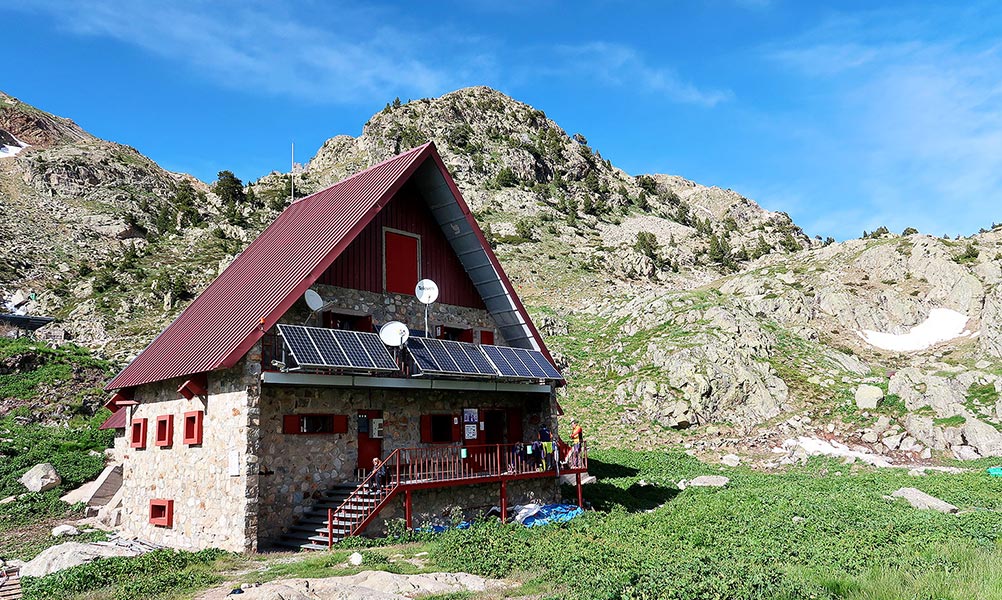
<box><xmin>106</xmin><ymin>142</ymin><xmax>559</xmax><ymax>391</ymax></box>
<box><xmin>99</xmin><ymin>408</ymin><xmax>127</xmax><ymax>430</ymax></box>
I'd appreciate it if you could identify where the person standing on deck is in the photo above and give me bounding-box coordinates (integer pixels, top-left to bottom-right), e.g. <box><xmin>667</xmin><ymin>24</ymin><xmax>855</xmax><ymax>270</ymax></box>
<box><xmin>570</xmin><ymin>419</ymin><xmax>584</xmax><ymax>468</ymax></box>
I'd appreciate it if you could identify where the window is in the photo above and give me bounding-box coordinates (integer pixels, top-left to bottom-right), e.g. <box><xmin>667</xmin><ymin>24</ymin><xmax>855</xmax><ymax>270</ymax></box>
<box><xmin>130</xmin><ymin>418</ymin><xmax>148</xmax><ymax>449</ymax></box>
<box><xmin>384</xmin><ymin>230</ymin><xmax>419</xmax><ymax>294</ymax></box>
<box><xmin>478</xmin><ymin>330</ymin><xmax>495</xmax><ymax>345</ymax></box>
<box><xmin>149</xmin><ymin>499</ymin><xmax>174</xmax><ymax>527</ymax></box>
<box><xmin>437</xmin><ymin>325</ymin><xmax>473</xmax><ymax>342</ymax></box>
<box><xmin>155</xmin><ymin>415</ymin><xmax>173</xmax><ymax>447</ymax></box>
<box><xmin>282</xmin><ymin>414</ymin><xmax>348</xmax><ymax>435</ymax></box>
<box><xmin>322</xmin><ymin>312</ymin><xmax>373</xmax><ymax>333</ymax></box>
<box><xmin>421</xmin><ymin>414</ymin><xmax>458</xmax><ymax>444</ymax></box>
<box><xmin>183</xmin><ymin>411</ymin><xmax>203</xmax><ymax>445</ymax></box>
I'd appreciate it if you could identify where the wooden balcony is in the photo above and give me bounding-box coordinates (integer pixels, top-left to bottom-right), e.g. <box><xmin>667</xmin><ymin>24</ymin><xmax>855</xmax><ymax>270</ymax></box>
<box><xmin>326</xmin><ymin>441</ymin><xmax>589</xmax><ymax>546</ymax></box>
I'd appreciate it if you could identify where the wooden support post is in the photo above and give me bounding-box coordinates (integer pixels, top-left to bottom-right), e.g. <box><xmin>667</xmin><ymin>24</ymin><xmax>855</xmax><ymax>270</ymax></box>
<box><xmin>405</xmin><ymin>489</ymin><xmax>412</xmax><ymax>530</ymax></box>
<box><xmin>576</xmin><ymin>473</ymin><xmax>583</xmax><ymax>509</ymax></box>
<box><xmin>500</xmin><ymin>479</ymin><xmax>508</xmax><ymax>523</ymax></box>
<box><xmin>328</xmin><ymin>508</ymin><xmax>334</xmax><ymax>548</ymax></box>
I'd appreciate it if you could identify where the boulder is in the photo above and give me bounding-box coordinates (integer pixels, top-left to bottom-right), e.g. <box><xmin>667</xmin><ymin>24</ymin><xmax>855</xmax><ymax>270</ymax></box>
<box><xmin>882</xmin><ymin>432</ymin><xmax>904</xmax><ymax>450</ymax></box>
<box><xmin>19</xmin><ymin>463</ymin><xmax>61</xmax><ymax>493</ymax></box>
<box><xmin>720</xmin><ymin>454</ymin><xmax>741</xmax><ymax>467</ymax></box>
<box><xmin>855</xmin><ymin>385</ymin><xmax>883</xmax><ymax>410</ymax></box>
<box><xmin>891</xmin><ymin>487</ymin><xmax>958</xmax><ymax>513</ymax></box>
<box><xmin>861</xmin><ymin>431</ymin><xmax>879</xmax><ymax>444</ymax></box>
<box><xmin>51</xmin><ymin>525</ymin><xmax>80</xmax><ymax>537</ymax></box>
<box><xmin>952</xmin><ymin>445</ymin><xmax>982</xmax><ymax>460</ymax></box>
<box><xmin>20</xmin><ymin>542</ymin><xmax>139</xmax><ymax>578</ymax></box>
<box><xmin>687</xmin><ymin>475</ymin><xmax>729</xmax><ymax>487</ymax></box>
<box><xmin>348</xmin><ymin>552</ymin><xmax>364</xmax><ymax>566</ymax></box>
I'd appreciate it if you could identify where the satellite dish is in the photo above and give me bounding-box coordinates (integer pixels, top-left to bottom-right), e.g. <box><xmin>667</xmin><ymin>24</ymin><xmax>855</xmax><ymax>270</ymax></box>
<box><xmin>415</xmin><ymin>279</ymin><xmax>439</xmax><ymax>305</ymax></box>
<box><xmin>379</xmin><ymin>321</ymin><xmax>410</xmax><ymax>347</ymax></box>
<box><xmin>304</xmin><ymin>289</ymin><xmax>324</xmax><ymax>311</ymax></box>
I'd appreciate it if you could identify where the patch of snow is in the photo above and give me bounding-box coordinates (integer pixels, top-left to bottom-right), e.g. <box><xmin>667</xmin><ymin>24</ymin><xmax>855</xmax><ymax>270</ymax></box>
<box><xmin>0</xmin><ymin>133</ymin><xmax>27</xmax><ymax>158</ymax></box>
<box><xmin>782</xmin><ymin>436</ymin><xmax>893</xmax><ymax>468</ymax></box>
<box><xmin>857</xmin><ymin>308</ymin><xmax>975</xmax><ymax>352</ymax></box>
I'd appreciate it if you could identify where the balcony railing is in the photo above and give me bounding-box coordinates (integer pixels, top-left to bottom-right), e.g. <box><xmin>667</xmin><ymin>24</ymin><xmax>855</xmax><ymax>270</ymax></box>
<box><xmin>327</xmin><ymin>441</ymin><xmax>588</xmax><ymax>545</ymax></box>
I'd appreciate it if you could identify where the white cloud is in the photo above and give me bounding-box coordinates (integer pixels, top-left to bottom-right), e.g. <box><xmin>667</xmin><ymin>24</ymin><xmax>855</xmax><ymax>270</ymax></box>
<box><xmin>7</xmin><ymin>0</ymin><xmax>458</xmax><ymax>103</ymax></box>
<box><xmin>551</xmin><ymin>42</ymin><xmax>733</xmax><ymax>107</ymax></box>
<box><xmin>764</xmin><ymin>7</ymin><xmax>1002</xmax><ymax>237</ymax></box>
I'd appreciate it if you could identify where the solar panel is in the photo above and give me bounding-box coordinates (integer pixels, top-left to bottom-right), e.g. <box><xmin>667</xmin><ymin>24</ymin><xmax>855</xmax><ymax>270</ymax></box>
<box><xmin>358</xmin><ymin>333</ymin><xmax>399</xmax><ymax>370</ymax></box>
<box><xmin>462</xmin><ymin>344</ymin><xmax>499</xmax><ymax>375</ymax></box>
<box><xmin>277</xmin><ymin>325</ymin><xmax>398</xmax><ymax>373</ymax></box>
<box><xmin>497</xmin><ymin>346</ymin><xmax>534</xmax><ymax>377</ymax></box>
<box><xmin>513</xmin><ymin>348</ymin><xmax>550</xmax><ymax>378</ymax></box>
<box><xmin>279</xmin><ymin>325</ymin><xmax>324</xmax><ymax>367</ymax></box>
<box><xmin>424</xmin><ymin>338</ymin><xmax>462</xmax><ymax>373</ymax></box>
<box><xmin>406</xmin><ymin>337</ymin><xmax>442</xmax><ymax>372</ymax></box>
<box><xmin>443</xmin><ymin>340</ymin><xmax>496</xmax><ymax>375</ymax></box>
<box><xmin>481</xmin><ymin>345</ymin><xmax>520</xmax><ymax>377</ymax></box>
<box><xmin>523</xmin><ymin>350</ymin><xmax>563</xmax><ymax>379</ymax></box>
<box><xmin>332</xmin><ymin>329</ymin><xmax>374</xmax><ymax>369</ymax></box>
<box><xmin>310</xmin><ymin>328</ymin><xmax>349</xmax><ymax>366</ymax></box>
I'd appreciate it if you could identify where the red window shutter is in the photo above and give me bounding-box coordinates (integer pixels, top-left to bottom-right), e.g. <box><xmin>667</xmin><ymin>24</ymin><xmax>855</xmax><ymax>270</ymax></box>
<box><xmin>508</xmin><ymin>408</ymin><xmax>523</xmax><ymax>443</ymax></box>
<box><xmin>155</xmin><ymin>415</ymin><xmax>173</xmax><ymax>447</ymax></box>
<box><xmin>283</xmin><ymin>415</ymin><xmax>300</xmax><ymax>434</ymax></box>
<box><xmin>149</xmin><ymin>499</ymin><xmax>174</xmax><ymax>527</ymax></box>
<box><xmin>183</xmin><ymin>411</ymin><xmax>203</xmax><ymax>445</ymax></box>
<box><xmin>332</xmin><ymin>415</ymin><xmax>348</xmax><ymax>434</ymax></box>
<box><xmin>130</xmin><ymin>418</ymin><xmax>148</xmax><ymax>449</ymax></box>
<box><xmin>458</xmin><ymin>329</ymin><xmax>474</xmax><ymax>343</ymax></box>
<box><xmin>479</xmin><ymin>330</ymin><xmax>494</xmax><ymax>345</ymax></box>
<box><xmin>452</xmin><ymin>414</ymin><xmax>462</xmax><ymax>442</ymax></box>
<box><xmin>385</xmin><ymin>231</ymin><xmax>419</xmax><ymax>294</ymax></box>
<box><xmin>354</xmin><ymin>315</ymin><xmax>373</xmax><ymax>333</ymax></box>
<box><xmin>420</xmin><ymin>415</ymin><xmax>433</xmax><ymax>443</ymax></box>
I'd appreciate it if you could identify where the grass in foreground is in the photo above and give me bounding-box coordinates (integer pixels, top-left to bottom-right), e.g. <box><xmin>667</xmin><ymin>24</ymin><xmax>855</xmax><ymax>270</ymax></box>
<box><xmin>17</xmin><ymin>449</ymin><xmax>1002</xmax><ymax>600</ymax></box>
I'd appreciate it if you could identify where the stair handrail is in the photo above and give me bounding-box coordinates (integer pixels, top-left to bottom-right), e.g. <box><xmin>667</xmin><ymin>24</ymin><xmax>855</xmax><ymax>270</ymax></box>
<box><xmin>328</xmin><ymin>448</ymin><xmax>402</xmax><ymax>547</ymax></box>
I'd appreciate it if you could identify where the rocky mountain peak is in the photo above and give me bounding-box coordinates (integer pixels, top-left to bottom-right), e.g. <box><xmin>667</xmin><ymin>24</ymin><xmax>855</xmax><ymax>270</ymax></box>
<box><xmin>0</xmin><ymin>90</ymin><xmax>93</xmax><ymax>149</ymax></box>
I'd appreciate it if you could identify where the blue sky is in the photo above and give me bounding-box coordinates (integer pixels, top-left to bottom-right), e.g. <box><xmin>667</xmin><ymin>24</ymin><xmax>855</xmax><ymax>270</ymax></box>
<box><xmin>3</xmin><ymin>1</ymin><xmax>1001</xmax><ymax>240</ymax></box>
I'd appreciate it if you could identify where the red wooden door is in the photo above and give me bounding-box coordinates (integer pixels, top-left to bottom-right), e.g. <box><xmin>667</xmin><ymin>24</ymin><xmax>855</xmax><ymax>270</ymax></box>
<box><xmin>384</xmin><ymin>231</ymin><xmax>419</xmax><ymax>294</ymax></box>
<box><xmin>357</xmin><ymin>409</ymin><xmax>383</xmax><ymax>471</ymax></box>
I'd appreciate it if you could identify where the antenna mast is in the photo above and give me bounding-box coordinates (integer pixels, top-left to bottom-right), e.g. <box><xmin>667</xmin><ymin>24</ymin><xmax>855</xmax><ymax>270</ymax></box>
<box><xmin>290</xmin><ymin>142</ymin><xmax>295</xmax><ymax>205</ymax></box>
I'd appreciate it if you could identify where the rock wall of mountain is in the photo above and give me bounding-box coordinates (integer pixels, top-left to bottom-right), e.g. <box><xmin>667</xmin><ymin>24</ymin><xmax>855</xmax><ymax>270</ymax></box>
<box><xmin>1</xmin><ymin>86</ymin><xmax>1000</xmax><ymax>462</ymax></box>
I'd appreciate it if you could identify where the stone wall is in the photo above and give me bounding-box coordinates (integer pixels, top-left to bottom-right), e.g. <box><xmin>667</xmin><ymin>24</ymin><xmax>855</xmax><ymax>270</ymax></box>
<box><xmin>118</xmin><ymin>359</ymin><xmax>256</xmax><ymax>552</ymax></box>
<box><xmin>256</xmin><ymin>384</ymin><xmax>556</xmax><ymax>545</ymax></box>
<box><xmin>296</xmin><ymin>284</ymin><xmax>504</xmax><ymax>343</ymax></box>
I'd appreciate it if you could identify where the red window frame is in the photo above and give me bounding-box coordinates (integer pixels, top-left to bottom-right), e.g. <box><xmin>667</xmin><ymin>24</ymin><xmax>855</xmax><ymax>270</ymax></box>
<box><xmin>384</xmin><ymin>229</ymin><xmax>420</xmax><ymax>295</ymax></box>
<box><xmin>154</xmin><ymin>415</ymin><xmax>173</xmax><ymax>447</ymax></box>
<box><xmin>282</xmin><ymin>414</ymin><xmax>349</xmax><ymax>435</ymax></box>
<box><xmin>149</xmin><ymin>499</ymin><xmax>174</xmax><ymax>527</ymax></box>
<box><xmin>130</xmin><ymin>418</ymin><xmax>148</xmax><ymax>449</ymax></box>
<box><xmin>183</xmin><ymin>411</ymin><xmax>203</xmax><ymax>445</ymax></box>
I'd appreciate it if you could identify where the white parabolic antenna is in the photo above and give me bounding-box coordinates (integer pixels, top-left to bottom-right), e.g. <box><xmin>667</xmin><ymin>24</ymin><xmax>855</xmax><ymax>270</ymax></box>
<box><xmin>304</xmin><ymin>289</ymin><xmax>324</xmax><ymax>311</ymax></box>
<box><xmin>379</xmin><ymin>321</ymin><xmax>410</xmax><ymax>347</ymax></box>
<box><xmin>415</xmin><ymin>279</ymin><xmax>439</xmax><ymax>305</ymax></box>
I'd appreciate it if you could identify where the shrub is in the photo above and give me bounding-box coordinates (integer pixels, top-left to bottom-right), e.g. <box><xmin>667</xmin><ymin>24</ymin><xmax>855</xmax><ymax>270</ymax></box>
<box><xmin>494</xmin><ymin>167</ymin><xmax>518</xmax><ymax>188</ymax></box>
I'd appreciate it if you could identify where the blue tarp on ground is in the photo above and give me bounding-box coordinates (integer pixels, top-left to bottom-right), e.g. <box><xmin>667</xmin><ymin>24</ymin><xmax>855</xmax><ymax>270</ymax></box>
<box><xmin>516</xmin><ymin>503</ymin><xmax>583</xmax><ymax>527</ymax></box>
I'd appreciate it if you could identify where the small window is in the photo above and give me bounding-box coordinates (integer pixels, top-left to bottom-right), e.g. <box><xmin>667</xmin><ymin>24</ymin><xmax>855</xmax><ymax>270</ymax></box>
<box><xmin>437</xmin><ymin>325</ymin><xmax>473</xmax><ymax>342</ymax></box>
<box><xmin>183</xmin><ymin>411</ymin><xmax>203</xmax><ymax>445</ymax></box>
<box><xmin>322</xmin><ymin>312</ymin><xmax>373</xmax><ymax>333</ymax></box>
<box><xmin>130</xmin><ymin>418</ymin><xmax>148</xmax><ymax>449</ymax></box>
<box><xmin>421</xmin><ymin>414</ymin><xmax>457</xmax><ymax>444</ymax></box>
<box><xmin>478</xmin><ymin>330</ymin><xmax>495</xmax><ymax>345</ymax></box>
<box><xmin>155</xmin><ymin>415</ymin><xmax>173</xmax><ymax>447</ymax></box>
<box><xmin>282</xmin><ymin>414</ymin><xmax>348</xmax><ymax>435</ymax></box>
<box><xmin>149</xmin><ymin>499</ymin><xmax>174</xmax><ymax>527</ymax></box>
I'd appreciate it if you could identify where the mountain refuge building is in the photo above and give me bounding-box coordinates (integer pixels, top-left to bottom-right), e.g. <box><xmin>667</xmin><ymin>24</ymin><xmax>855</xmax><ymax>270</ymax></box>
<box><xmin>102</xmin><ymin>143</ymin><xmax>586</xmax><ymax>552</ymax></box>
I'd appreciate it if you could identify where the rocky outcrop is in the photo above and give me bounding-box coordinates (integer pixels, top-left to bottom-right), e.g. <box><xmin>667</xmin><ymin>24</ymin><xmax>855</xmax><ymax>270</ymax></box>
<box><xmin>19</xmin><ymin>542</ymin><xmax>139</xmax><ymax>578</ymax></box>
